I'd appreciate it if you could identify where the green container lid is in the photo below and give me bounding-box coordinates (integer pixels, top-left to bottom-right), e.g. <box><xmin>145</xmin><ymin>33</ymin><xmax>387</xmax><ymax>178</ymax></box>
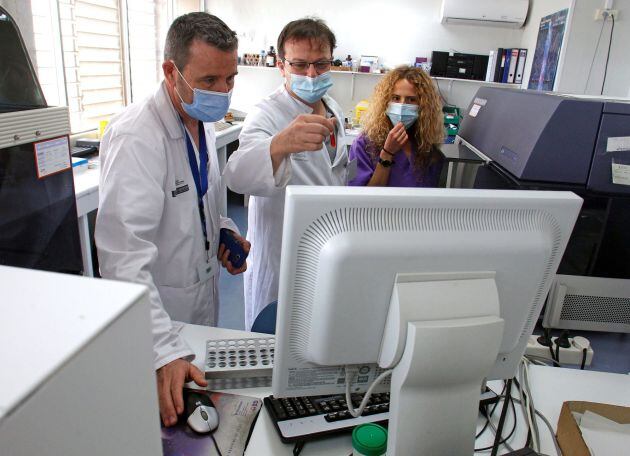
<box><xmin>352</xmin><ymin>423</ymin><xmax>387</xmax><ymax>456</ymax></box>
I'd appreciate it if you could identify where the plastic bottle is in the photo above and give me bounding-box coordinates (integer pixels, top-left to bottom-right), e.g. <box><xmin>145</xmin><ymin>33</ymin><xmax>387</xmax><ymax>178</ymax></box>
<box><xmin>259</xmin><ymin>50</ymin><xmax>266</xmax><ymax>66</ymax></box>
<box><xmin>266</xmin><ymin>46</ymin><xmax>277</xmax><ymax>67</ymax></box>
<box><xmin>351</xmin><ymin>423</ymin><xmax>387</xmax><ymax>456</ymax></box>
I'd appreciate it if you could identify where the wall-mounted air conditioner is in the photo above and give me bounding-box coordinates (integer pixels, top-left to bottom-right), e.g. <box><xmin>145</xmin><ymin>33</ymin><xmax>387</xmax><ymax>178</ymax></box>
<box><xmin>440</xmin><ymin>0</ymin><xmax>529</xmax><ymax>29</ymax></box>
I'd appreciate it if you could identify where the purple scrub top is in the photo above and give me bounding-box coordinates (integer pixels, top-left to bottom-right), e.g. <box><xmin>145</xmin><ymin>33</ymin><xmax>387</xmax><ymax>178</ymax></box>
<box><xmin>348</xmin><ymin>134</ymin><xmax>443</xmax><ymax>187</ymax></box>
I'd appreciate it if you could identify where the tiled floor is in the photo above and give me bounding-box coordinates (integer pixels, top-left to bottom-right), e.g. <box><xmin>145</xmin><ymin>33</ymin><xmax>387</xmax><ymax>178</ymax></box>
<box><xmin>219</xmin><ymin>197</ymin><xmax>630</xmax><ymax>375</ymax></box>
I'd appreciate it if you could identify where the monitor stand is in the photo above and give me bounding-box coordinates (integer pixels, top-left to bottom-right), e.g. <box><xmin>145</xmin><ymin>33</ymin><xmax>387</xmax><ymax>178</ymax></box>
<box><xmin>378</xmin><ymin>272</ymin><xmax>505</xmax><ymax>455</ymax></box>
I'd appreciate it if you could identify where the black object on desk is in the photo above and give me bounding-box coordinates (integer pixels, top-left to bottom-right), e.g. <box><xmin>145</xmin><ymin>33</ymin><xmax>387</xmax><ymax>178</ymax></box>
<box><xmin>72</xmin><ymin>138</ymin><xmax>100</xmax><ymax>157</ymax></box>
<box><xmin>71</xmin><ymin>145</ymin><xmax>98</xmax><ymax>157</ymax></box>
<box><xmin>264</xmin><ymin>392</ymin><xmax>390</xmax><ymax>443</ymax></box>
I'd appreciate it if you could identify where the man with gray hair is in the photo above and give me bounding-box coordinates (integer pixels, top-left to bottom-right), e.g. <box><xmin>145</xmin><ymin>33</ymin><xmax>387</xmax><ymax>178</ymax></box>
<box><xmin>96</xmin><ymin>12</ymin><xmax>249</xmax><ymax>427</ymax></box>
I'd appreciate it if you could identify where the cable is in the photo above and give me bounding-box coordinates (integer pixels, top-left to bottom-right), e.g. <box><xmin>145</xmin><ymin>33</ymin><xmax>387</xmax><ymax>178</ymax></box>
<box><xmin>601</xmin><ymin>14</ymin><xmax>615</xmax><ymax>95</ymax></box>
<box><xmin>476</xmin><ymin>383</ymin><xmax>506</xmax><ymax>439</ymax></box>
<box><xmin>344</xmin><ymin>367</ymin><xmax>393</xmax><ymax>418</ymax></box>
<box><xmin>524</xmin><ymin>355</ymin><xmax>553</xmax><ymax>366</ymax></box>
<box><xmin>517</xmin><ymin>362</ymin><xmax>539</xmax><ymax>452</ymax></box>
<box><xmin>487</xmin><ymin>399</ymin><xmax>517</xmax><ymax>452</ymax></box>
<box><xmin>210</xmin><ymin>433</ymin><xmax>223</xmax><ymax>456</ymax></box>
<box><xmin>548</xmin><ymin>343</ymin><xmax>561</xmax><ymax>367</ymax></box>
<box><xmin>474</xmin><ymin>391</ymin><xmax>517</xmax><ymax>452</ymax></box>
<box><xmin>510</xmin><ymin>398</ymin><xmax>563</xmax><ymax>456</ymax></box>
<box><xmin>581</xmin><ymin>348</ymin><xmax>588</xmax><ymax>370</ymax></box>
<box><xmin>522</xmin><ymin>360</ymin><xmax>541</xmax><ymax>451</ymax></box>
<box><xmin>434</xmin><ymin>78</ymin><xmax>457</xmax><ymax>107</ymax></box>
<box><xmin>292</xmin><ymin>441</ymin><xmax>305</xmax><ymax>455</ymax></box>
<box><xmin>490</xmin><ymin>379</ymin><xmax>514</xmax><ymax>456</ymax></box>
<box><xmin>584</xmin><ymin>15</ymin><xmax>608</xmax><ymax>93</ymax></box>
<box><xmin>533</xmin><ymin>407</ymin><xmax>563</xmax><ymax>456</ymax></box>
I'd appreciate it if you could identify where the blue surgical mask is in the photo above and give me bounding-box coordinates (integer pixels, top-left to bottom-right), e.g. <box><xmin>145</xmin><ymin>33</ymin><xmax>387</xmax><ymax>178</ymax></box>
<box><xmin>174</xmin><ymin>64</ymin><xmax>231</xmax><ymax>122</ymax></box>
<box><xmin>386</xmin><ymin>102</ymin><xmax>419</xmax><ymax>129</ymax></box>
<box><xmin>289</xmin><ymin>72</ymin><xmax>333</xmax><ymax>103</ymax></box>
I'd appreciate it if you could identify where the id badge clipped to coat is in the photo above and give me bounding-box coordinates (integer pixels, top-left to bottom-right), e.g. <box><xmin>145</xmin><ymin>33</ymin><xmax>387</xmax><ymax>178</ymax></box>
<box><xmin>197</xmin><ymin>255</ymin><xmax>219</xmax><ymax>283</ymax></box>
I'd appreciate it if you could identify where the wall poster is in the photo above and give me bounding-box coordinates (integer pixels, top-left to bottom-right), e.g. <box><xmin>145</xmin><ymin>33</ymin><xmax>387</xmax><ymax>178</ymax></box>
<box><xmin>528</xmin><ymin>9</ymin><xmax>569</xmax><ymax>91</ymax></box>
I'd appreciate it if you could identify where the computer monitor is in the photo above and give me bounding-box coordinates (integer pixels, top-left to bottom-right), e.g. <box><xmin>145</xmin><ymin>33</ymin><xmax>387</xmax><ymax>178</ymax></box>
<box><xmin>272</xmin><ymin>186</ymin><xmax>581</xmax><ymax>455</ymax></box>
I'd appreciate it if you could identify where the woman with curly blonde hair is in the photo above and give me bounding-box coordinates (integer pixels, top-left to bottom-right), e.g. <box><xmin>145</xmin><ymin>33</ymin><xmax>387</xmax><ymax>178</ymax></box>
<box><xmin>348</xmin><ymin>65</ymin><xmax>444</xmax><ymax>187</ymax></box>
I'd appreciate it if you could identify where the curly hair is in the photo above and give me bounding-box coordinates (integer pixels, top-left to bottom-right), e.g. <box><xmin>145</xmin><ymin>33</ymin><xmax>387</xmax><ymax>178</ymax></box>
<box><xmin>362</xmin><ymin>65</ymin><xmax>444</xmax><ymax>170</ymax></box>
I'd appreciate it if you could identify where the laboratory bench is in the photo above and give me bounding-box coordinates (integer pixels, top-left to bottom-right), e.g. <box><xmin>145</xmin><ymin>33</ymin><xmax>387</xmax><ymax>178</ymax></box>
<box><xmin>181</xmin><ymin>323</ymin><xmax>630</xmax><ymax>455</ymax></box>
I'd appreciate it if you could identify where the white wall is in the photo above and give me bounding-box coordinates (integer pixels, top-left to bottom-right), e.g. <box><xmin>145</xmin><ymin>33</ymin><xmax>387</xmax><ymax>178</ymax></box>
<box><xmin>205</xmin><ymin>0</ymin><xmax>523</xmax><ymax>67</ymax></box>
<box><xmin>557</xmin><ymin>0</ymin><xmax>630</xmax><ymax>96</ymax></box>
<box><xmin>208</xmin><ymin>0</ymin><xmax>527</xmax><ymax>112</ymax></box>
<box><xmin>518</xmin><ymin>0</ymin><xmax>574</xmax><ymax>89</ymax></box>
<box><xmin>212</xmin><ymin>0</ymin><xmax>630</xmax><ymax>110</ymax></box>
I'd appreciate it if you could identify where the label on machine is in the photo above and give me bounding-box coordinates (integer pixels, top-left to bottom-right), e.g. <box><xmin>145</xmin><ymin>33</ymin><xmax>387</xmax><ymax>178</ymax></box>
<box><xmin>34</xmin><ymin>136</ymin><xmax>71</xmax><ymax>178</ymax></box>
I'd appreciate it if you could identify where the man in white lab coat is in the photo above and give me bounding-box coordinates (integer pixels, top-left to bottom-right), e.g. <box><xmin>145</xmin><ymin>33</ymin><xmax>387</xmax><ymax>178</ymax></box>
<box><xmin>223</xmin><ymin>18</ymin><xmax>351</xmax><ymax>329</ymax></box>
<box><xmin>95</xmin><ymin>13</ymin><xmax>249</xmax><ymax>427</ymax></box>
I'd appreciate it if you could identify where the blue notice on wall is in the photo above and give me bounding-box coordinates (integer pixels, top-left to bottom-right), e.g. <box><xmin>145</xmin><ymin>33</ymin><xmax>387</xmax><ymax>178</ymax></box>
<box><xmin>528</xmin><ymin>9</ymin><xmax>569</xmax><ymax>91</ymax></box>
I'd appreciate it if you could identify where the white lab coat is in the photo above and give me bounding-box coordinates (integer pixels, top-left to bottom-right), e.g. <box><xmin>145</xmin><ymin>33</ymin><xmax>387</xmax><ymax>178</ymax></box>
<box><xmin>96</xmin><ymin>81</ymin><xmax>239</xmax><ymax>370</ymax></box>
<box><xmin>223</xmin><ymin>84</ymin><xmax>350</xmax><ymax>329</ymax></box>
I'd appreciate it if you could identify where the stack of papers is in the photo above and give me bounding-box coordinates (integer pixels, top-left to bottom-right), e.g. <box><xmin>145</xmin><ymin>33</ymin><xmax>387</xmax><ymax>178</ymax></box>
<box><xmin>572</xmin><ymin>410</ymin><xmax>630</xmax><ymax>455</ymax></box>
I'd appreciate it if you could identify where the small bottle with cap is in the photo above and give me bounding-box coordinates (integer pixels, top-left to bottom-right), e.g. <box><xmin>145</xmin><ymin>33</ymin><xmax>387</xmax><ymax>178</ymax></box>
<box><xmin>351</xmin><ymin>423</ymin><xmax>387</xmax><ymax>456</ymax></box>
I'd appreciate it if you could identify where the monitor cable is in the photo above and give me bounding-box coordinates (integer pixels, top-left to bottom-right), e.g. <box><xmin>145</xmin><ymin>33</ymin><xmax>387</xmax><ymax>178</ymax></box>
<box><xmin>344</xmin><ymin>366</ymin><xmax>393</xmax><ymax>418</ymax></box>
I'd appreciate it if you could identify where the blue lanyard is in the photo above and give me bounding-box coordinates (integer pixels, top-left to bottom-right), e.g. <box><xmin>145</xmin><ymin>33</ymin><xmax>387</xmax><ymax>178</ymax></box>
<box><xmin>184</xmin><ymin>121</ymin><xmax>210</xmax><ymax>252</ymax></box>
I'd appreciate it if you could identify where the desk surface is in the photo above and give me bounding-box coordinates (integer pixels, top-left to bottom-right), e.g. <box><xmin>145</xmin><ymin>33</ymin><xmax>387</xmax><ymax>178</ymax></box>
<box><xmin>441</xmin><ymin>142</ymin><xmax>485</xmax><ymax>163</ymax></box>
<box><xmin>181</xmin><ymin>323</ymin><xmax>630</xmax><ymax>455</ymax></box>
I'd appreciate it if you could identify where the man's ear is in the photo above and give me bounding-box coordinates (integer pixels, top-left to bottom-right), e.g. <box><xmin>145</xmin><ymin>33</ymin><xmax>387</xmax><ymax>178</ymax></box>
<box><xmin>277</xmin><ymin>58</ymin><xmax>286</xmax><ymax>77</ymax></box>
<box><xmin>162</xmin><ymin>61</ymin><xmax>176</xmax><ymax>87</ymax></box>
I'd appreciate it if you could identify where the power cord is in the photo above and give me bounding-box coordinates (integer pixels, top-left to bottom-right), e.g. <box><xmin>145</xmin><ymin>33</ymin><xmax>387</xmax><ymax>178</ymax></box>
<box><xmin>525</xmin><ymin>354</ymin><xmax>564</xmax><ymax>367</ymax></box>
<box><xmin>584</xmin><ymin>14</ymin><xmax>608</xmax><ymax>93</ymax></box>
<box><xmin>435</xmin><ymin>79</ymin><xmax>457</xmax><ymax>107</ymax></box>
<box><xmin>510</xmin><ymin>396</ymin><xmax>563</xmax><ymax>456</ymax></box>
<box><xmin>476</xmin><ymin>384</ymin><xmax>506</xmax><ymax>439</ymax></box>
<box><xmin>516</xmin><ymin>363</ymin><xmax>539</xmax><ymax>452</ymax></box>
<box><xmin>601</xmin><ymin>13</ymin><xmax>615</xmax><ymax>95</ymax></box>
<box><xmin>572</xmin><ymin>336</ymin><xmax>590</xmax><ymax>370</ymax></box>
<box><xmin>474</xmin><ymin>384</ymin><xmax>517</xmax><ymax>453</ymax></box>
<box><xmin>344</xmin><ymin>366</ymin><xmax>393</xmax><ymax>418</ymax></box>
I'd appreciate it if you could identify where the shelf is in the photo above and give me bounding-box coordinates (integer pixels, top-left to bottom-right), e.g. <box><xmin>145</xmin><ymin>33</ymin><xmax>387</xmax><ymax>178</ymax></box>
<box><xmin>432</xmin><ymin>77</ymin><xmax>521</xmax><ymax>88</ymax></box>
<box><xmin>238</xmin><ymin>65</ymin><xmax>521</xmax><ymax>86</ymax></box>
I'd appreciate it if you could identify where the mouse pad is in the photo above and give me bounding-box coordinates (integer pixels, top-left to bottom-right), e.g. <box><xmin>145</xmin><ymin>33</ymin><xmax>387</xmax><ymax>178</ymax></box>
<box><xmin>161</xmin><ymin>388</ymin><xmax>262</xmax><ymax>456</ymax></box>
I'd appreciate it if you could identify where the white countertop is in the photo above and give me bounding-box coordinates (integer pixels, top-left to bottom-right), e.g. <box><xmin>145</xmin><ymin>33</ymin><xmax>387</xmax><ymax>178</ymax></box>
<box><xmin>180</xmin><ymin>323</ymin><xmax>630</xmax><ymax>455</ymax></box>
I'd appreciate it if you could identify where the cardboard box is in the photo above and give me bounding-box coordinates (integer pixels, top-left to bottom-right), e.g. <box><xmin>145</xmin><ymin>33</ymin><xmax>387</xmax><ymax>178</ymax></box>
<box><xmin>557</xmin><ymin>401</ymin><xmax>630</xmax><ymax>456</ymax></box>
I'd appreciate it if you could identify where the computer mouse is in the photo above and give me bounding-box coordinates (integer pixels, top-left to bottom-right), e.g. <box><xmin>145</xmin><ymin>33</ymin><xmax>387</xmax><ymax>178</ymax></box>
<box><xmin>184</xmin><ymin>390</ymin><xmax>219</xmax><ymax>434</ymax></box>
<box><xmin>187</xmin><ymin>404</ymin><xmax>219</xmax><ymax>433</ymax></box>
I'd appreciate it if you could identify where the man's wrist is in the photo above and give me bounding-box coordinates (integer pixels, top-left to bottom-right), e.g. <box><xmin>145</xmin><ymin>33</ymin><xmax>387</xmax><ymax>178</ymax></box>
<box><xmin>270</xmin><ymin>132</ymin><xmax>291</xmax><ymax>159</ymax></box>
